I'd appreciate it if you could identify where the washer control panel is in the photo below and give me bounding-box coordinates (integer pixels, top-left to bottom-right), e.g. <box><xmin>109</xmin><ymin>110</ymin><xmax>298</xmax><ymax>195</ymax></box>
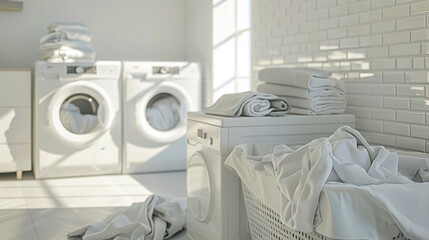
<box><xmin>67</xmin><ymin>66</ymin><xmax>97</xmax><ymax>74</ymax></box>
<box><xmin>152</xmin><ymin>66</ymin><xmax>180</xmax><ymax>75</ymax></box>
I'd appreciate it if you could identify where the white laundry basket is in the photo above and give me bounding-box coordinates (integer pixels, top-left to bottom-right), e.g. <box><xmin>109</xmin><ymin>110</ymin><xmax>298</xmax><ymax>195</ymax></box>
<box><xmin>241</xmin><ymin>183</ymin><xmax>409</xmax><ymax>240</ymax></box>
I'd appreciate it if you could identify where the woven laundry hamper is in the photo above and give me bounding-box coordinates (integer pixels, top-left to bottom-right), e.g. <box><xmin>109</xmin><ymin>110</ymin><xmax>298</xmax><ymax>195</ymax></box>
<box><xmin>241</xmin><ymin>183</ymin><xmax>409</xmax><ymax>240</ymax></box>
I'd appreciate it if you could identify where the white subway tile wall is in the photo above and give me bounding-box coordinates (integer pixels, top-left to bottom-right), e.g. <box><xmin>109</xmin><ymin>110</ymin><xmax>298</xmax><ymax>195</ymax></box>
<box><xmin>252</xmin><ymin>0</ymin><xmax>429</xmax><ymax>152</ymax></box>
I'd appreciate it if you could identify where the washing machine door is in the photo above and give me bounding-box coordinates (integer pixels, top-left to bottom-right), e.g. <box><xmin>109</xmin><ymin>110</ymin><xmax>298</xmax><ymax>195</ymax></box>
<box><xmin>135</xmin><ymin>82</ymin><xmax>194</xmax><ymax>143</ymax></box>
<box><xmin>48</xmin><ymin>81</ymin><xmax>114</xmax><ymax>146</ymax></box>
<box><xmin>187</xmin><ymin>151</ymin><xmax>214</xmax><ymax>223</ymax></box>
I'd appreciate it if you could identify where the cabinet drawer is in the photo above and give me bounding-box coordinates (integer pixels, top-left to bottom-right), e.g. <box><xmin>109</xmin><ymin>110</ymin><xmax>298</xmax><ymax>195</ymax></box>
<box><xmin>0</xmin><ymin>144</ymin><xmax>31</xmax><ymax>172</ymax></box>
<box><xmin>0</xmin><ymin>71</ymin><xmax>31</xmax><ymax>107</ymax></box>
<box><xmin>0</xmin><ymin>107</ymin><xmax>31</xmax><ymax>144</ymax></box>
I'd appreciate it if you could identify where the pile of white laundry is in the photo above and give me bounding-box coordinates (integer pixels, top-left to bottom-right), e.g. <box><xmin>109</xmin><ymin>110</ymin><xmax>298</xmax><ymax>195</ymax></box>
<box><xmin>146</xmin><ymin>96</ymin><xmax>185</xmax><ymax>131</ymax></box>
<box><xmin>257</xmin><ymin>68</ymin><xmax>346</xmax><ymax>115</ymax></box>
<box><xmin>60</xmin><ymin>103</ymin><xmax>98</xmax><ymax>134</ymax></box>
<box><xmin>39</xmin><ymin>22</ymin><xmax>95</xmax><ymax>63</ymax></box>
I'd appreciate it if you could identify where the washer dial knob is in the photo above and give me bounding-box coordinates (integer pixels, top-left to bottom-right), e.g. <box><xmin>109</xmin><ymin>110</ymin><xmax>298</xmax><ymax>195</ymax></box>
<box><xmin>159</xmin><ymin>67</ymin><xmax>169</xmax><ymax>74</ymax></box>
<box><xmin>75</xmin><ymin>66</ymin><xmax>85</xmax><ymax>74</ymax></box>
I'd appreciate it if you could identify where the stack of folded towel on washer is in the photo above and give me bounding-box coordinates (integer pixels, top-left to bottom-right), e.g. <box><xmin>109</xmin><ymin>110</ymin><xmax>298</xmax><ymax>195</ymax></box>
<box><xmin>257</xmin><ymin>68</ymin><xmax>346</xmax><ymax>115</ymax></box>
<box><xmin>39</xmin><ymin>22</ymin><xmax>95</xmax><ymax>63</ymax></box>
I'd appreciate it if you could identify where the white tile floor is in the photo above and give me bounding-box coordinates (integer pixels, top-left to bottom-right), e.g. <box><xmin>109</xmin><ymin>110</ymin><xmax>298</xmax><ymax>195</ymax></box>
<box><xmin>0</xmin><ymin>171</ymin><xmax>187</xmax><ymax>240</ymax></box>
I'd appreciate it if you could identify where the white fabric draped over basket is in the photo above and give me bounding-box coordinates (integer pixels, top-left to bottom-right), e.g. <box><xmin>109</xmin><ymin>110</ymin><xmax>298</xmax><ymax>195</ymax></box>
<box><xmin>225</xmin><ymin>126</ymin><xmax>429</xmax><ymax>240</ymax></box>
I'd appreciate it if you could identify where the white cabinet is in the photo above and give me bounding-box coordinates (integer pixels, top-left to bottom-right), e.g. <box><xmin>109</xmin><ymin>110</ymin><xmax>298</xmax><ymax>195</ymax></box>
<box><xmin>0</xmin><ymin>69</ymin><xmax>31</xmax><ymax>179</ymax></box>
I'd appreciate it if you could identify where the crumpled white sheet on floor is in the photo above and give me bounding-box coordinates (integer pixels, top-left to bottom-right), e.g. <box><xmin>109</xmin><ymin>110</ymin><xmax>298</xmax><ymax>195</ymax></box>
<box><xmin>68</xmin><ymin>195</ymin><xmax>186</xmax><ymax>240</ymax></box>
<box><xmin>60</xmin><ymin>103</ymin><xmax>98</xmax><ymax>134</ymax></box>
<box><xmin>225</xmin><ymin>126</ymin><xmax>429</xmax><ymax>239</ymax></box>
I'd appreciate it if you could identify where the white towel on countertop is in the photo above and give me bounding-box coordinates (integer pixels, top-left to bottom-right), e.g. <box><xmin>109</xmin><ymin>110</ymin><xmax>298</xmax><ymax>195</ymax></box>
<box><xmin>257</xmin><ymin>83</ymin><xmax>345</xmax><ymax>99</ymax></box>
<box><xmin>286</xmin><ymin>96</ymin><xmax>346</xmax><ymax>111</ymax></box>
<box><xmin>259</xmin><ymin>68</ymin><xmax>345</xmax><ymax>91</ymax></box>
<box><xmin>68</xmin><ymin>195</ymin><xmax>187</xmax><ymax>240</ymax></box>
<box><xmin>289</xmin><ymin>106</ymin><xmax>345</xmax><ymax>115</ymax></box>
<box><xmin>204</xmin><ymin>91</ymin><xmax>290</xmax><ymax>117</ymax></box>
<box><xmin>39</xmin><ymin>39</ymin><xmax>92</xmax><ymax>51</ymax></box>
<box><xmin>289</xmin><ymin>107</ymin><xmax>346</xmax><ymax>115</ymax></box>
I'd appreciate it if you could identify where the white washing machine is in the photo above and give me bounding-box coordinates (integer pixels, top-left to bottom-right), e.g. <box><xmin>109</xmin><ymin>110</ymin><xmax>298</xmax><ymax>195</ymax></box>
<box><xmin>186</xmin><ymin>112</ymin><xmax>356</xmax><ymax>240</ymax></box>
<box><xmin>122</xmin><ymin>61</ymin><xmax>201</xmax><ymax>173</ymax></box>
<box><xmin>33</xmin><ymin>61</ymin><xmax>122</xmax><ymax>179</ymax></box>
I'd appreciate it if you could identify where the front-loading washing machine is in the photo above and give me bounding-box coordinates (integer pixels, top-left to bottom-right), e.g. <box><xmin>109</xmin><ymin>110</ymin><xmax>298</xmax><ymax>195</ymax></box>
<box><xmin>122</xmin><ymin>61</ymin><xmax>201</xmax><ymax>173</ymax></box>
<box><xmin>33</xmin><ymin>61</ymin><xmax>122</xmax><ymax>179</ymax></box>
<box><xmin>186</xmin><ymin>112</ymin><xmax>356</xmax><ymax>240</ymax></box>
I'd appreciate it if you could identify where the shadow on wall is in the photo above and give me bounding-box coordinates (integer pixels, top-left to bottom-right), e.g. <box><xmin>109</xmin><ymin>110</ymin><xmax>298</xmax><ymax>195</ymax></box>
<box><xmin>2</xmin><ymin>108</ymin><xmax>31</xmax><ymax>173</ymax></box>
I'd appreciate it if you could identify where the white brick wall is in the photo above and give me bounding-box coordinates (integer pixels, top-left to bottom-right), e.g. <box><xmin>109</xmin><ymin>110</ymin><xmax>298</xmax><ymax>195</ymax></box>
<box><xmin>252</xmin><ymin>0</ymin><xmax>429</xmax><ymax>153</ymax></box>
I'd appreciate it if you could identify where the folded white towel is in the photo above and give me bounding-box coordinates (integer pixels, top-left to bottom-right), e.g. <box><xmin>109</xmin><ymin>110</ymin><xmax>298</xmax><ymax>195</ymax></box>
<box><xmin>42</xmin><ymin>46</ymin><xmax>95</xmax><ymax>61</ymax></box>
<box><xmin>48</xmin><ymin>22</ymin><xmax>89</xmax><ymax>32</ymax></box>
<box><xmin>39</xmin><ymin>39</ymin><xmax>92</xmax><ymax>51</ymax></box>
<box><xmin>68</xmin><ymin>195</ymin><xmax>186</xmax><ymax>240</ymax></box>
<box><xmin>289</xmin><ymin>106</ymin><xmax>345</xmax><ymax>115</ymax></box>
<box><xmin>257</xmin><ymin>83</ymin><xmax>345</xmax><ymax>99</ymax></box>
<box><xmin>204</xmin><ymin>91</ymin><xmax>290</xmax><ymax>117</ymax></box>
<box><xmin>43</xmin><ymin>57</ymin><xmax>95</xmax><ymax>63</ymax></box>
<box><xmin>286</xmin><ymin>96</ymin><xmax>346</xmax><ymax>111</ymax></box>
<box><xmin>259</xmin><ymin>68</ymin><xmax>345</xmax><ymax>91</ymax></box>
<box><xmin>41</xmin><ymin>29</ymin><xmax>92</xmax><ymax>43</ymax></box>
<box><xmin>40</xmin><ymin>32</ymin><xmax>66</xmax><ymax>44</ymax></box>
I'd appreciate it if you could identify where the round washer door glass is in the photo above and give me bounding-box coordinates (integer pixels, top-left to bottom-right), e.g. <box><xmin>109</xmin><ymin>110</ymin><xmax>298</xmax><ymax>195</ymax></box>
<box><xmin>49</xmin><ymin>81</ymin><xmax>114</xmax><ymax>146</ymax></box>
<box><xmin>187</xmin><ymin>152</ymin><xmax>213</xmax><ymax>223</ymax></box>
<box><xmin>145</xmin><ymin>93</ymin><xmax>185</xmax><ymax>131</ymax></box>
<box><xmin>135</xmin><ymin>83</ymin><xmax>193</xmax><ymax>143</ymax></box>
<box><xmin>59</xmin><ymin>93</ymin><xmax>101</xmax><ymax>134</ymax></box>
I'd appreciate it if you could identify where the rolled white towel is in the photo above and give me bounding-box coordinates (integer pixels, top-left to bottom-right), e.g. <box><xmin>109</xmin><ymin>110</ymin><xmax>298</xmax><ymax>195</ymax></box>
<box><xmin>39</xmin><ymin>39</ymin><xmax>92</xmax><ymax>51</ymax></box>
<box><xmin>204</xmin><ymin>91</ymin><xmax>290</xmax><ymax>117</ymax></box>
<box><xmin>257</xmin><ymin>83</ymin><xmax>345</xmax><ymax>99</ymax></box>
<box><xmin>286</xmin><ymin>96</ymin><xmax>346</xmax><ymax>111</ymax></box>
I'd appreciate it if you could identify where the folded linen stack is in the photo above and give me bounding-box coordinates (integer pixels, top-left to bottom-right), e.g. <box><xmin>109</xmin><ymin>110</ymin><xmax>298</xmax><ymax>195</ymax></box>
<box><xmin>39</xmin><ymin>22</ymin><xmax>95</xmax><ymax>63</ymax></box>
<box><xmin>257</xmin><ymin>68</ymin><xmax>346</xmax><ymax>115</ymax></box>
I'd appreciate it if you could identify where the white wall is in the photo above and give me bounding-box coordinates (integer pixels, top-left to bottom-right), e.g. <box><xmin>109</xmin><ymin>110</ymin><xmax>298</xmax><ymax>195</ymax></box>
<box><xmin>0</xmin><ymin>0</ymin><xmax>185</xmax><ymax>68</ymax></box>
<box><xmin>184</xmin><ymin>0</ymin><xmax>212</xmax><ymax>107</ymax></box>
<box><xmin>252</xmin><ymin>0</ymin><xmax>429</xmax><ymax>153</ymax></box>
